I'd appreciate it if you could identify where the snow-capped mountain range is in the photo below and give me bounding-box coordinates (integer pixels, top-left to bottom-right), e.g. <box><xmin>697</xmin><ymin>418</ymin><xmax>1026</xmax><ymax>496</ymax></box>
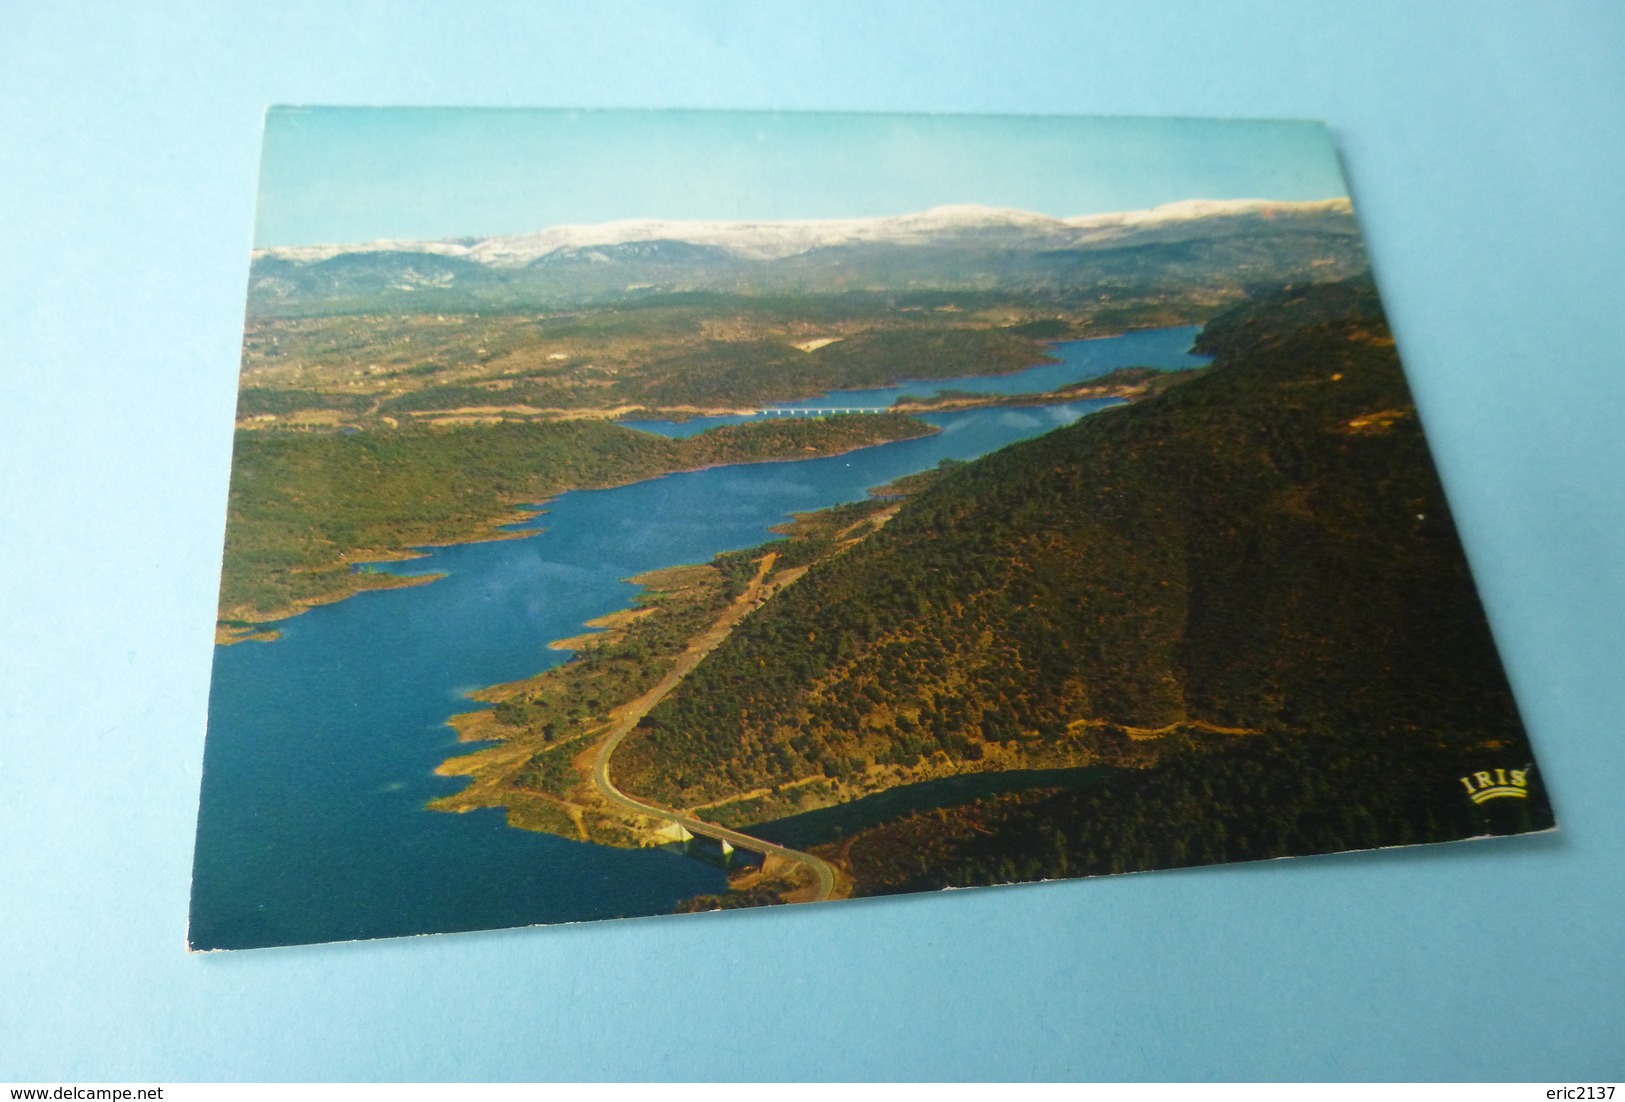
<box><xmin>247</xmin><ymin>197</ymin><xmax>1366</xmax><ymax>316</ymax></box>
<box><xmin>256</xmin><ymin>198</ymin><xmax>1354</xmax><ymax>267</ymax></box>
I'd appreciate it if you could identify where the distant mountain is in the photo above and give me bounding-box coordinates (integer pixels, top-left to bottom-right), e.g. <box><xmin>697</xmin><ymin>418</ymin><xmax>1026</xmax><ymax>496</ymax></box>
<box><xmin>258</xmin><ymin>199</ymin><xmax>1354</xmax><ymax>265</ymax></box>
<box><xmin>247</xmin><ymin>199</ymin><xmax>1364</xmax><ymax>315</ymax></box>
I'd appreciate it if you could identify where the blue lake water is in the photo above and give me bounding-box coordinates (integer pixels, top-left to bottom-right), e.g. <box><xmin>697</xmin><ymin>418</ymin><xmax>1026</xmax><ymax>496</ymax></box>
<box><xmin>190</xmin><ymin>328</ymin><xmax>1208</xmax><ymax>949</ymax></box>
<box><xmin>748</xmin><ymin>767</ymin><xmax>1111</xmax><ymax>851</ymax></box>
<box><xmin>619</xmin><ymin>327</ymin><xmax>1210</xmax><ymax>437</ymax></box>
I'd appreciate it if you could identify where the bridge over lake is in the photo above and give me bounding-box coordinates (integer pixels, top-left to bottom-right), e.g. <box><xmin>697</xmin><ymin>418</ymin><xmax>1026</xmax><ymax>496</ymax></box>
<box><xmin>759</xmin><ymin>406</ymin><xmax>890</xmax><ymax>416</ymax></box>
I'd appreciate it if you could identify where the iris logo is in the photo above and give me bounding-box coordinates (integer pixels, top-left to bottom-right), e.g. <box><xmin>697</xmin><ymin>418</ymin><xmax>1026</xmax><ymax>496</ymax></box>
<box><xmin>1459</xmin><ymin>767</ymin><xmax>1530</xmax><ymax>804</ymax></box>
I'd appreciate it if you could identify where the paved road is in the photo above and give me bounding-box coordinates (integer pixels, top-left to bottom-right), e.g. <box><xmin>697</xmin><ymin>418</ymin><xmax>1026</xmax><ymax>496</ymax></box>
<box><xmin>588</xmin><ymin>558</ymin><xmax>838</xmax><ymax>903</ymax></box>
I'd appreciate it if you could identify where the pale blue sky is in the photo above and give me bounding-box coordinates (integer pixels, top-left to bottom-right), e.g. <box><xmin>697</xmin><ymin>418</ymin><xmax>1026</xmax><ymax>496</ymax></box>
<box><xmin>254</xmin><ymin>108</ymin><xmax>1349</xmax><ymax>247</ymax></box>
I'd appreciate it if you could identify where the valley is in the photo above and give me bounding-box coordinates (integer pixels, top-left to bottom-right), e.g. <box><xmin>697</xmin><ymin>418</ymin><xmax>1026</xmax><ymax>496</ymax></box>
<box><xmin>428</xmin><ymin>278</ymin><xmax>1552</xmax><ymax>909</ymax></box>
<box><xmin>194</xmin><ymin>190</ymin><xmax>1548</xmax><ymax>942</ymax></box>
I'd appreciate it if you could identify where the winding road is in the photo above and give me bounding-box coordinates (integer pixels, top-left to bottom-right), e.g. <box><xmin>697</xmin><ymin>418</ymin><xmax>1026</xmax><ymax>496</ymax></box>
<box><xmin>587</xmin><ymin>555</ymin><xmax>838</xmax><ymax>903</ymax></box>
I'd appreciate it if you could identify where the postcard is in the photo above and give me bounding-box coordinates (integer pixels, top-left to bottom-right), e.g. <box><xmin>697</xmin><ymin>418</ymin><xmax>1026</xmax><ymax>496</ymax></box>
<box><xmin>189</xmin><ymin>109</ymin><xmax>1553</xmax><ymax>950</ymax></box>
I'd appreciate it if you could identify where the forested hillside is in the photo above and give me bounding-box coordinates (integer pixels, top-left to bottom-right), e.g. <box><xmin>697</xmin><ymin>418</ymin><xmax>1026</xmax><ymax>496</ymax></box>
<box><xmin>825</xmin><ymin>727</ymin><xmax>1552</xmax><ymax>894</ymax></box>
<box><xmin>617</xmin><ymin>278</ymin><xmax>1548</xmax><ymax>867</ymax></box>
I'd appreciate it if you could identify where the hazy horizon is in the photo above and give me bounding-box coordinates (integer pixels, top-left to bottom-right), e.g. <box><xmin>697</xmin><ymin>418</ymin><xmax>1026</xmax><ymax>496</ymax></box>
<box><xmin>254</xmin><ymin>108</ymin><xmax>1350</xmax><ymax>249</ymax></box>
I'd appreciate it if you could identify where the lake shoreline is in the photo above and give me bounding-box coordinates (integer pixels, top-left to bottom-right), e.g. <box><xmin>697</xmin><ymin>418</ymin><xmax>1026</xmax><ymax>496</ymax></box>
<box><xmin>194</xmin><ymin>326</ymin><xmax>1219</xmax><ymax>945</ymax></box>
<box><xmin>215</xmin><ymin>570</ymin><xmax>447</xmax><ymax>644</ymax></box>
<box><xmin>214</xmin><ymin>419</ymin><xmax>940</xmax><ymax>638</ymax></box>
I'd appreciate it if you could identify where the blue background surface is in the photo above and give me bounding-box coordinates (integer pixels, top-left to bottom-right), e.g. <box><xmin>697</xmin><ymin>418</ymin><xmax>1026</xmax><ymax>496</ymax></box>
<box><xmin>3</xmin><ymin>0</ymin><xmax>1622</xmax><ymax>1081</ymax></box>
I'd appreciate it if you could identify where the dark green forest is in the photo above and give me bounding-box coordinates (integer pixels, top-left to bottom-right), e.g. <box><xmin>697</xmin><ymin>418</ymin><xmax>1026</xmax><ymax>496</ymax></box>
<box><xmin>828</xmin><ymin>728</ymin><xmax>1551</xmax><ymax>894</ymax></box>
<box><xmin>632</xmin><ymin>327</ymin><xmax>1054</xmax><ymax>408</ymax></box>
<box><xmin>615</xmin><ymin>277</ymin><xmax>1549</xmax><ymax>875</ymax></box>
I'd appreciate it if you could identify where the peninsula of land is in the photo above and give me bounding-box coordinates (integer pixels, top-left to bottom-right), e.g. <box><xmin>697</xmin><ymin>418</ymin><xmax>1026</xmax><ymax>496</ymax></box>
<box><xmin>428</xmin><ymin>279</ymin><xmax>1553</xmax><ymax>908</ymax></box>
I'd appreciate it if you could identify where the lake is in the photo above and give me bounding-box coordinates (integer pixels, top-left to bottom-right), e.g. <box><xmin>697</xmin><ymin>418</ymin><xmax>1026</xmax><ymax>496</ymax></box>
<box><xmin>189</xmin><ymin>328</ymin><xmax>1210</xmax><ymax>949</ymax></box>
<box><xmin>619</xmin><ymin>327</ymin><xmax>1207</xmax><ymax>436</ymax></box>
